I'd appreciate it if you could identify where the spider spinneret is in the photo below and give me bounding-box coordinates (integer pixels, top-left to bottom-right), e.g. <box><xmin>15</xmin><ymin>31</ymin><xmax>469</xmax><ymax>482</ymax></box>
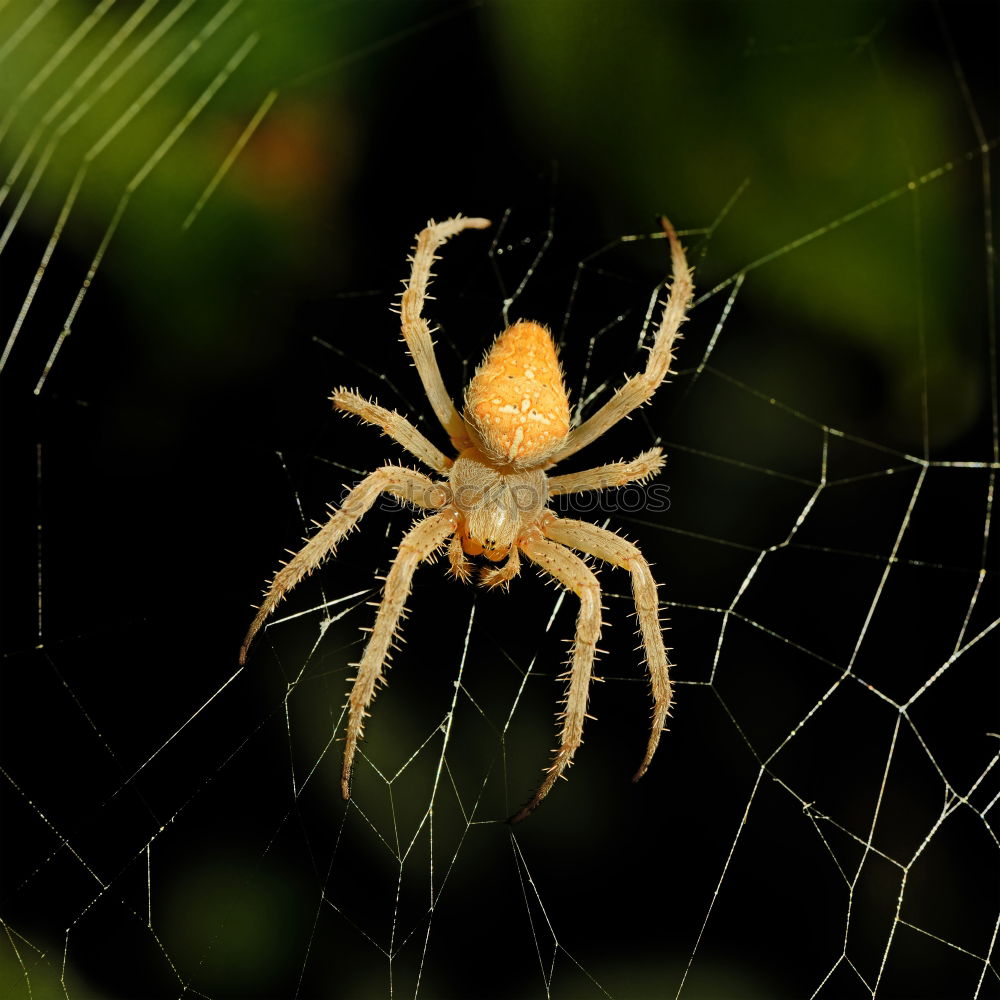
<box><xmin>241</xmin><ymin>213</ymin><xmax>693</xmax><ymax>821</ymax></box>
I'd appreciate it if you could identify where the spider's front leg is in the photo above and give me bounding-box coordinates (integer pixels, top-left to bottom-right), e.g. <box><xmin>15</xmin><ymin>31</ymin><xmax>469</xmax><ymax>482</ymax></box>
<box><xmin>512</xmin><ymin>536</ymin><xmax>603</xmax><ymax>823</ymax></box>
<box><xmin>240</xmin><ymin>466</ymin><xmax>448</xmax><ymax>663</ymax></box>
<box><xmin>541</xmin><ymin>515</ymin><xmax>672</xmax><ymax>782</ymax></box>
<box><xmin>341</xmin><ymin>508</ymin><xmax>459</xmax><ymax>799</ymax></box>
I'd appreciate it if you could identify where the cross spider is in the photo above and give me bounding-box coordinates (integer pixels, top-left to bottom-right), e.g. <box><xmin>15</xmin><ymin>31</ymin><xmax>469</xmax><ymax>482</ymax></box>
<box><xmin>240</xmin><ymin>214</ymin><xmax>693</xmax><ymax>821</ymax></box>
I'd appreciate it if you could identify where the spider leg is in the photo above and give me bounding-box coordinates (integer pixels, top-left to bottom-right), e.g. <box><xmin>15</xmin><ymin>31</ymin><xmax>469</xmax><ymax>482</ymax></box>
<box><xmin>333</xmin><ymin>388</ymin><xmax>452</xmax><ymax>473</ymax></box>
<box><xmin>540</xmin><ymin>515</ymin><xmax>672</xmax><ymax>782</ymax></box>
<box><xmin>399</xmin><ymin>215</ymin><xmax>491</xmax><ymax>450</ymax></box>
<box><xmin>341</xmin><ymin>509</ymin><xmax>459</xmax><ymax>799</ymax></box>
<box><xmin>546</xmin><ymin>447</ymin><xmax>665</xmax><ymax>496</ymax></box>
<box><xmin>512</xmin><ymin>536</ymin><xmax>603</xmax><ymax>822</ymax></box>
<box><xmin>479</xmin><ymin>544</ymin><xmax>522</xmax><ymax>589</ymax></box>
<box><xmin>549</xmin><ymin>218</ymin><xmax>693</xmax><ymax>465</ymax></box>
<box><xmin>240</xmin><ymin>466</ymin><xmax>448</xmax><ymax>663</ymax></box>
<box><xmin>447</xmin><ymin>533</ymin><xmax>473</xmax><ymax>582</ymax></box>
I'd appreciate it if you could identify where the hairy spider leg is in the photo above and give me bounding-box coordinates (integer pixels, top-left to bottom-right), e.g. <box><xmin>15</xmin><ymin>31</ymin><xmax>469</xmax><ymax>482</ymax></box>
<box><xmin>550</xmin><ymin>217</ymin><xmax>693</xmax><ymax>465</ymax></box>
<box><xmin>341</xmin><ymin>509</ymin><xmax>459</xmax><ymax>798</ymax></box>
<box><xmin>546</xmin><ymin>447</ymin><xmax>665</xmax><ymax>496</ymax></box>
<box><xmin>239</xmin><ymin>466</ymin><xmax>447</xmax><ymax>663</ymax></box>
<box><xmin>332</xmin><ymin>389</ymin><xmax>453</xmax><ymax>474</ymax></box>
<box><xmin>512</xmin><ymin>536</ymin><xmax>603</xmax><ymax>823</ymax></box>
<box><xmin>479</xmin><ymin>543</ymin><xmax>522</xmax><ymax>589</ymax></box>
<box><xmin>540</xmin><ymin>515</ymin><xmax>672</xmax><ymax>781</ymax></box>
<box><xmin>399</xmin><ymin>215</ymin><xmax>491</xmax><ymax>451</ymax></box>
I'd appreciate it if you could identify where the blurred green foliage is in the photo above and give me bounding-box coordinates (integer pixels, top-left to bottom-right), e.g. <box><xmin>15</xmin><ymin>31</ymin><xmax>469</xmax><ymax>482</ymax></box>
<box><xmin>0</xmin><ymin>0</ymin><xmax>987</xmax><ymax>444</ymax></box>
<box><xmin>487</xmin><ymin>0</ymin><xmax>983</xmax><ymax>446</ymax></box>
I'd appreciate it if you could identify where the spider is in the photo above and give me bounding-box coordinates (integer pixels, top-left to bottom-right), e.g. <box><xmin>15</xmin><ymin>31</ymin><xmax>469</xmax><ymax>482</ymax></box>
<box><xmin>240</xmin><ymin>214</ymin><xmax>693</xmax><ymax>821</ymax></box>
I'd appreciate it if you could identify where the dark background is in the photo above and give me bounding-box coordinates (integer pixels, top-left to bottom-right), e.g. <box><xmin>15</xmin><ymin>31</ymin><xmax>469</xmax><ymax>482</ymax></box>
<box><xmin>1</xmin><ymin>1</ymin><xmax>998</xmax><ymax>997</ymax></box>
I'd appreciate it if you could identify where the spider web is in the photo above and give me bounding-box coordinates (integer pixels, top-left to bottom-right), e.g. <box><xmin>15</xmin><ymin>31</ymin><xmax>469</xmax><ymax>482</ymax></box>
<box><xmin>1</xmin><ymin>2</ymin><xmax>998</xmax><ymax>998</ymax></box>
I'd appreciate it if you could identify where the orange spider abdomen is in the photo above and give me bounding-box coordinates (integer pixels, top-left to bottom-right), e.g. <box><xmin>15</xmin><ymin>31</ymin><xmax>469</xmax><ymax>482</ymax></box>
<box><xmin>464</xmin><ymin>321</ymin><xmax>570</xmax><ymax>465</ymax></box>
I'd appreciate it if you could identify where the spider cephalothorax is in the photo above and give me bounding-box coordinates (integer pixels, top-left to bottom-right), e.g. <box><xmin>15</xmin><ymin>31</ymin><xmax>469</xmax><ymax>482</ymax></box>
<box><xmin>241</xmin><ymin>215</ymin><xmax>693</xmax><ymax>820</ymax></box>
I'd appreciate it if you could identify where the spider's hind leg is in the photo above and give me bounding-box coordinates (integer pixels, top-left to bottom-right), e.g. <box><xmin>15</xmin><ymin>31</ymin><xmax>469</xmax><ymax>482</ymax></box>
<box><xmin>399</xmin><ymin>215</ymin><xmax>491</xmax><ymax>447</ymax></box>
